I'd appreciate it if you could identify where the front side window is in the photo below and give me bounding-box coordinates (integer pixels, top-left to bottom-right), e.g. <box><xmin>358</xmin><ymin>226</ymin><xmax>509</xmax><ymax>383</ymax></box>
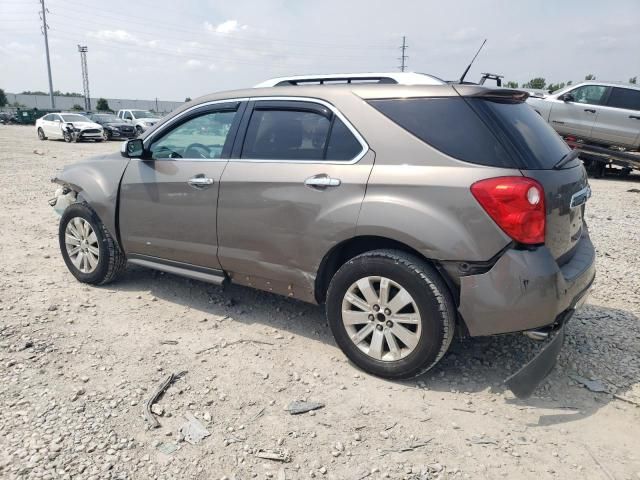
<box><xmin>241</xmin><ymin>106</ymin><xmax>363</xmax><ymax>161</ymax></box>
<box><xmin>606</xmin><ymin>87</ymin><xmax>640</xmax><ymax>111</ymax></box>
<box><xmin>124</xmin><ymin>112</ymin><xmax>132</xmax><ymax>120</ymax></box>
<box><xmin>568</xmin><ymin>85</ymin><xmax>608</xmax><ymax>105</ymax></box>
<box><xmin>149</xmin><ymin>110</ymin><xmax>236</xmax><ymax>159</ymax></box>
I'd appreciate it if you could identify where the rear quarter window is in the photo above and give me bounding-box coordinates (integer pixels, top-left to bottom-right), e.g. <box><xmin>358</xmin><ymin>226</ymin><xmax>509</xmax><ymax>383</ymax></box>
<box><xmin>368</xmin><ymin>97</ymin><xmax>570</xmax><ymax>169</ymax></box>
<box><xmin>367</xmin><ymin>97</ymin><xmax>514</xmax><ymax>168</ymax></box>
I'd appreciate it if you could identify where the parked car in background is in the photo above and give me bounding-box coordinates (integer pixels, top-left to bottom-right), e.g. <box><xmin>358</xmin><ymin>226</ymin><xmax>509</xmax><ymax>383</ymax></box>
<box><xmin>527</xmin><ymin>81</ymin><xmax>640</xmax><ymax>150</ymax></box>
<box><xmin>36</xmin><ymin>113</ymin><xmax>103</xmax><ymax>142</ymax></box>
<box><xmin>0</xmin><ymin>112</ymin><xmax>18</xmax><ymax>124</ymax></box>
<box><xmin>51</xmin><ymin>81</ymin><xmax>595</xmax><ymax>398</ymax></box>
<box><xmin>86</xmin><ymin>113</ymin><xmax>137</xmax><ymax>140</ymax></box>
<box><xmin>116</xmin><ymin>109</ymin><xmax>161</xmax><ymax>135</ymax></box>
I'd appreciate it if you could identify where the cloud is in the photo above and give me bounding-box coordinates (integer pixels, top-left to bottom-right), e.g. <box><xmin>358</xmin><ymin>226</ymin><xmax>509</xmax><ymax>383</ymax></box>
<box><xmin>185</xmin><ymin>59</ymin><xmax>203</xmax><ymax>69</ymax></box>
<box><xmin>204</xmin><ymin>19</ymin><xmax>248</xmax><ymax>35</ymax></box>
<box><xmin>87</xmin><ymin>30</ymin><xmax>157</xmax><ymax>48</ymax></box>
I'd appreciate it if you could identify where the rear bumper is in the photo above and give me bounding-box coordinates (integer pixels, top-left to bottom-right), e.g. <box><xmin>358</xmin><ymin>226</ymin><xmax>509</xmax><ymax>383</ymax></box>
<box><xmin>458</xmin><ymin>231</ymin><xmax>595</xmax><ymax>337</ymax></box>
<box><xmin>504</xmin><ymin>312</ymin><xmax>570</xmax><ymax>398</ymax></box>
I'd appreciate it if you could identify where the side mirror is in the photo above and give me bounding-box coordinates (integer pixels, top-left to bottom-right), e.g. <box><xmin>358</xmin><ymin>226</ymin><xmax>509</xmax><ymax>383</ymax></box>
<box><xmin>121</xmin><ymin>138</ymin><xmax>144</xmax><ymax>158</ymax></box>
<box><xmin>562</xmin><ymin>93</ymin><xmax>574</xmax><ymax>102</ymax></box>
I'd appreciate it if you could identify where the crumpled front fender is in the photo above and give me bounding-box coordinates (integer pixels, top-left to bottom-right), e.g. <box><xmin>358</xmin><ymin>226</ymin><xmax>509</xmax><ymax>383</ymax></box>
<box><xmin>52</xmin><ymin>152</ymin><xmax>130</xmax><ymax>240</ymax></box>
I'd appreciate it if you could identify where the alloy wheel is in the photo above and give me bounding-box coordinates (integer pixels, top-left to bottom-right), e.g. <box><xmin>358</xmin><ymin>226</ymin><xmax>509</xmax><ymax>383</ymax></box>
<box><xmin>64</xmin><ymin>217</ymin><xmax>100</xmax><ymax>274</ymax></box>
<box><xmin>341</xmin><ymin>276</ymin><xmax>422</xmax><ymax>361</ymax></box>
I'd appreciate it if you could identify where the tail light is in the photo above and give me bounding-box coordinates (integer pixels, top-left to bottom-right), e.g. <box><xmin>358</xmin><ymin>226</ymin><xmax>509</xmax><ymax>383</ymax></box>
<box><xmin>471</xmin><ymin>176</ymin><xmax>545</xmax><ymax>245</ymax></box>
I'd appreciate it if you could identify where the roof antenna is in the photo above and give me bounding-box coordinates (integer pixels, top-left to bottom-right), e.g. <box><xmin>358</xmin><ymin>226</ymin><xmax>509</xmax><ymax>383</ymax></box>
<box><xmin>459</xmin><ymin>39</ymin><xmax>487</xmax><ymax>84</ymax></box>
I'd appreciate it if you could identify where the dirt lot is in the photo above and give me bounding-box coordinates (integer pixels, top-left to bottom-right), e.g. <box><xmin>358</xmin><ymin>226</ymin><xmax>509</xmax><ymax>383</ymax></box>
<box><xmin>1</xmin><ymin>124</ymin><xmax>639</xmax><ymax>480</ymax></box>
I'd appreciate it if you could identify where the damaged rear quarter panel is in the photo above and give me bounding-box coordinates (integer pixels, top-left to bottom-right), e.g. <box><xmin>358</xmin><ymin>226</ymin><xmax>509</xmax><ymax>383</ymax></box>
<box><xmin>53</xmin><ymin>152</ymin><xmax>130</xmax><ymax>241</ymax></box>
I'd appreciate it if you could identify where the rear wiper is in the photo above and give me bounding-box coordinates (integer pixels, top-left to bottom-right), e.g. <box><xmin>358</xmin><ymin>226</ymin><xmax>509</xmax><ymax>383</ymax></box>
<box><xmin>553</xmin><ymin>150</ymin><xmax>580</xmax><ymax>170</ymax></box>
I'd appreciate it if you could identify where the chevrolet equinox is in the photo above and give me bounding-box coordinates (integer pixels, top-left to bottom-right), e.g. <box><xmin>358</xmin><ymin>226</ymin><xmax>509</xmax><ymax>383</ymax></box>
<box><xmin>51</xmin><ymin>82</ymin><xmax>596</xmax><ymax>397</ymax></box>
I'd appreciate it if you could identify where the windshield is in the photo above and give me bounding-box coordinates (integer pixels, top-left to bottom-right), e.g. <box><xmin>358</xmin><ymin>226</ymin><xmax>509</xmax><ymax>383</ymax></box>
<box><xmin>93</xmin><ymin>114</ymin><xmax>119</xmax><ymax>122</ymax></box>
<box><xmin>131</xmin><ymin>110</ymin><xmax>158</xmax><ymax>119</ymax></box>
<box><xmin>61</xmin><ymin>114</ymin><xmax>90</xmax><ymax>122</ymax></box>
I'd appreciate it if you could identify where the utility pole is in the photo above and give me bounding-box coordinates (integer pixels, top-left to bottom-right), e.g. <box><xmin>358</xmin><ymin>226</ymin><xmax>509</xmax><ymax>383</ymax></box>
<box><xmin>39</xmin><ymin>0</ymin><xmax>55</xmax><ymax>108</ymax></box>
<box><xmin>398</xmin><ymin>36</ymin><xmax>408</xmax><ymax>72</ymax></box>
<box><xmin>78</xmin><ymin>45</ymin><xmax>91</xmax><ymax>111</ymax></box>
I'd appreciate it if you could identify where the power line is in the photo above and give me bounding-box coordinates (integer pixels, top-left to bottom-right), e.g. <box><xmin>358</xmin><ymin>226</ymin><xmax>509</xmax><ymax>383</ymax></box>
<box><xmin>398</xmin><ymin>36</ymin><xmax>408</xmax><ymax>72</ymax></box>
<box><xmin>39</xmin><ymin>0</ymin><xmax>55</xmax><ymax>108</ymax></box>
<box><xmin>77</xmin><ymin>45</ymin><xmax>90</xmax><ymax>110</ymax></box>
<box><xmin>45</xmin><ymin>0</ymin><xmax>397</xmax><ymax>51</ymax></box>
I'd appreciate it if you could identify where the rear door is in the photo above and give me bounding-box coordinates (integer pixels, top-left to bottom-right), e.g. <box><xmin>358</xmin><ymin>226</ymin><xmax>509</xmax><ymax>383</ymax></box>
<box><xmin>217</xmin><ymin>98</ymin><xmax>373</xmax><ymax>300</ymax></box>
<box><xmin>590</xmin><ymin>86</ymin><xmax>640</xmax><ymax>148</ymax></box>
<box><xmin>549</xmin><ymin>84</ymin><xmax>608</xmax><ymax>139</ymax></box>
<box><xmin>118</xmin><ymin>101</ymin><xmax>244</xmax><ymax>269</ymax></box>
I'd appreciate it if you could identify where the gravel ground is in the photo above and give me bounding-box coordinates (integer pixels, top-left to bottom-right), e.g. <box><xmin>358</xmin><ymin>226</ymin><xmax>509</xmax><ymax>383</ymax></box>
<box><xmin>1</xmin><ymin>124</ymin><xmax>639</xmax><ymax>480</ymax></box>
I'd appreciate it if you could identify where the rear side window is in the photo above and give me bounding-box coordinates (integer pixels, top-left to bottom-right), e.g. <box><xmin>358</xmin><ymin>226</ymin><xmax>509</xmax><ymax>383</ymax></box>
<box><xmin>241</xmin><ymin>107</ymin><xmax>363</xmax><ymax>161</ymax></box>
<box><xmin>368</xmin><ymin>97</ymin><xmax>513</xmax><ymax>168</ymax></box>
<box><xmin>606</xmin><ymin>87</ymin><xmax>640</xmax><ymax>111</ymax></box>
<box><xmin>466</xmin><ymin>98</ymin><xmax>570</xmax><ymax>169</ymax></box>
<box><xmin>368</xmin><ymin>97</ymin><xmax>569</xmax><ymax>169</ymax></box>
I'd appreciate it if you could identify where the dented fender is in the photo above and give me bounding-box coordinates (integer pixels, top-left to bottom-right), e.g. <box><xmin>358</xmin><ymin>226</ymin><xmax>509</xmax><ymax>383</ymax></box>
<box><xmin>52</xmin><ymin>152</ymin><xmax>130</xmax><ymax>240</ymax></box>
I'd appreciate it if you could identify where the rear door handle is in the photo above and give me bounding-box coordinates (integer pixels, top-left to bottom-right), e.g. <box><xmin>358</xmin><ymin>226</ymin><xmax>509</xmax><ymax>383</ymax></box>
<box><xmin>188</xmin><ymin>176</ymin><xmax>214</xmax><ymax>188</ymax></box>
<box><xmin>304</xmin><ymin>175</ymin><xmax>341</xmax><ymax>189</ymax></box>
<box><xmin>630</xmin><ymin>115</ymin><xmax>640</xmax><ymax>120</ymax></box>
<box><xmin>584</xmin><ymin>108</ymin><xmax>596</xmax><ymax>113</ymax></box>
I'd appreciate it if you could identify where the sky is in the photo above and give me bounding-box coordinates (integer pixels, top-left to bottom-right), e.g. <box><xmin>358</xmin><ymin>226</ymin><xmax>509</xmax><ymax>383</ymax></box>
<box><xmin>1</xmin><ymin>0</ymin><xmax>639</xmax><ymax>101</ymax></box>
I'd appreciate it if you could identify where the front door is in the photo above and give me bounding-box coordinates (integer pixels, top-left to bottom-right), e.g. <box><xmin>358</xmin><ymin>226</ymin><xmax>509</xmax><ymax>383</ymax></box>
<box><xmin>217</xmin><ymin>99</ymin><xmax>373</xmax><ymax>301</ymax></box>
<box><xmin>118</xmin><ymin>102</ymin><xmax>244</xmax><ymax>269</ymax></box>
<box><xmin>46</xmin><ymin>114</ymin><xmax>63</xmax><ymax>138</ymax></box>
<box><xmin>549</xmin><ymin>84</ymin><xmax>608</xmax><ymax>138</ymax></box>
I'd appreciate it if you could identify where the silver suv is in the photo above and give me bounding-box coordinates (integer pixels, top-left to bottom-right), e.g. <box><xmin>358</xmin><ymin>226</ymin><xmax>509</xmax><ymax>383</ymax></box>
<box><xmin>527</xmin><ymin>81</ymin><xmax>640</xmax><ymax>149</ymax></box>
<box><xmin>51</xmin><ymin>83</ymin><xmax>595</xmax><ymax>397</ymax></box>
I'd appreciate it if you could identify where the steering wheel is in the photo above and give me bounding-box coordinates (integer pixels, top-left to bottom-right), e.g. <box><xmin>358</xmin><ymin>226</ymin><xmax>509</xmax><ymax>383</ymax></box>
<box><xmin>183</xmin><ymin>143</ymin><xmax>211</xmax><ymax>159</ymax></box>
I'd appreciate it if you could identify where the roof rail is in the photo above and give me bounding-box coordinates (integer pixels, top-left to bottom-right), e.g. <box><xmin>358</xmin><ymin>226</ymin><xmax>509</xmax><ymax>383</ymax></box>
<box><xmin>254</xmin><ymin>72</ymin><xmax>446</xmax><ymax>88</ymax></box>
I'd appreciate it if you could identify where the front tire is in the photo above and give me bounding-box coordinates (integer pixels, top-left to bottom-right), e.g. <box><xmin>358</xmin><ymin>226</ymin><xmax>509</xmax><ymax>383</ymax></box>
<box><xmin>59</xmin><ymin>203</ymin><xmax>126</xmax><ymax>285</ymax></box>
<box><xmin>326</xmin><ymin>250</ymin><xmax>455</xmax><ymax>379</ymax></box>
<box><xmin>63</xmin><ymin>130</ymin><xmax>72</xmax><ymax>143</ymax></box>
<box><xmin>135</xmin><ymin>125</ymin><xmax>144</xmax><ymax>136</ymax></box>
<box><xmin>102</xmin><ymin>129</ymin><xmax>110</xmax><ymax>141</ymax></box>
<box><xmin>37</xmin><ymin>127</ymin><xmax>47</xmax><ymax>140</ymax></box>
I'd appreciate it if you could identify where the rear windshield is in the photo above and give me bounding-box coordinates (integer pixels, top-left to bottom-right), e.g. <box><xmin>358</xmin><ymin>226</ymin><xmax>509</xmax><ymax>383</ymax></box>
<box><xmin>368</xmin><ymin>97</ymin><xmax>570</xmax><ymax>169</ymax></box>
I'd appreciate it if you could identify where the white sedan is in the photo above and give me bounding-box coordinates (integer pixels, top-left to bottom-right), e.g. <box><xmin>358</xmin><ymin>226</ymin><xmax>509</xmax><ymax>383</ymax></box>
<box><xmin>36</xmin><ymin>113</ymin><xmax>104</xmax><ymax>142</ymax></box>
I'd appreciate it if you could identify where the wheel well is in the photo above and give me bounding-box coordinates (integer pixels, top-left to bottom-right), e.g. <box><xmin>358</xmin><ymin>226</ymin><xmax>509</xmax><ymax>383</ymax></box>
<box><xmin>315</xmin><ymin>235</ymin><xmax>451</xmax><ymax>304</ymax></box>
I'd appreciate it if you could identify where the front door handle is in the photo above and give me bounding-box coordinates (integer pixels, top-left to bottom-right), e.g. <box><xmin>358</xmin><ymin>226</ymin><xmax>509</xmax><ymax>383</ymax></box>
<box><xmin>188</xmin><ymin>176</ymin><xmax>214</xmax><ymax>188</ymax></box>
<box><xmin>630</xmin><ymin>115</ymin><xmax>640</xmax><ymax>120</ymax></box>
<box><xmin>584</xmin><ymin>108</ymin><xmax>596</xmax><ymax>113</ymax></box>
<box><xmin>304</xmin><ymin>175</ymin><xmax>341</xmax><ymax>189</ymax></box>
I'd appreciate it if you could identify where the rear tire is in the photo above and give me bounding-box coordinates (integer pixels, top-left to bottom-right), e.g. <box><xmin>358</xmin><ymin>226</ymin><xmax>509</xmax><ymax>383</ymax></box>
<box><xmin>37</xmin><ymin>127</ymin><xmax>47</xmax><ymax>140</ymax></box>
<box><xmin>59</xmin><ymin>203</ymin><xmax>126</xmax><ymax>285</ymax></box>
<box><xmin>326</xmin><ymin>250</ymin><xmax>455</xmax><ymax>379</ymax></box>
